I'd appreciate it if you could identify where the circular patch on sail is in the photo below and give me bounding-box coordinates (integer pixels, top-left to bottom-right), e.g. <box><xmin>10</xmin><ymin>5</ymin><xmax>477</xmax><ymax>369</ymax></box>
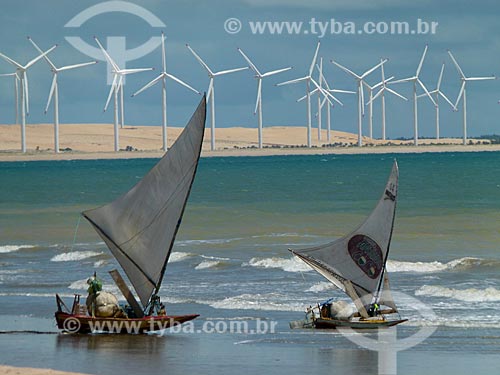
<box><xmin>348</xmin><ymin>235</ymin><xmax>383</xmax><ymax>279</ymax></box>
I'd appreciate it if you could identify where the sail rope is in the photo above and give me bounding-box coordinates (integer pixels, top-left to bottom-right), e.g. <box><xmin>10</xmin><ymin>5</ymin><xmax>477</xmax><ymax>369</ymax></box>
<box><xmin>70</xmin><ymin>215</ymin><xmax>82</xmax><ymax>252</ymax></box>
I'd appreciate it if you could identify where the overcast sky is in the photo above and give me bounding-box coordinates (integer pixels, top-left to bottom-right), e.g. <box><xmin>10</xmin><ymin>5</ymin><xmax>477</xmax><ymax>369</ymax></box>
<box><xmin>0</xmin><ymin>0</ymin><xmax>499</xmax><ymax>139</ymax></box>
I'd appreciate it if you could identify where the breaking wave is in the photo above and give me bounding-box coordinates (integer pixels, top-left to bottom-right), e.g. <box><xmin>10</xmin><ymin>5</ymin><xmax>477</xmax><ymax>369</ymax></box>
<box><xmin>51</xmin><ymin>251</ymin><xmax>102</xmax><ymax>262</ymax></box>
<box><xmin>0</xmin><ymin>245</ymin><xmax>35</xmax><ymax>253</ymax></box>
<box><xmin>169</xmin><ymin>252</ymin><xmax>194</xmax><ymax>263</ymax></box>
<box><xmin>415</xmin><ymin>285</ymin><xmax>500</xmax><ymax>302</ymax></box>
<box><xmin>209</xmin><ymin>293</ymin><xmax>305</xmax><ymax>312</ymax></box>
<box><xmin>387</xmin><ymin>257</ymin><xmax>496</xmax><ymax>273</ymax></box>
<box><xmin>307</xmin><ymin>282</ymin><xmax>336</xmax><ymax>293</ymax></box>
<box><xmin>245</xmin><ymin>257</ymin><xmax>313</xmax><ymax>273</ymax></box>
<box><xmin>195</xmin><ymin>260</ymin><xmax>229</xmax><ymax>270</ymax></box>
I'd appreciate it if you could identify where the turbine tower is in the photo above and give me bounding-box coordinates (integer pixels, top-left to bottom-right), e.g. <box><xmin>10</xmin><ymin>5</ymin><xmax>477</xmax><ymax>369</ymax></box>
<box><xmin>390</xmin><ymin>45</ymin><xmax>436</xmax><ymax>146</ymax></box>
<box><xmin>330</xmin><ymin>58</ymin><xmax>387</xmax><ymax>146</ymax></box>
<box><xmin>95</xmin><ymin>37</ymin><xmax>153</xmax><ymax>151</ymax></box>
<box><xmin>133</xmin><ymin>32</ymin><xmax>200</xmax><ymax>151</ymax></box>
<box><xmin>28</xmin><ymin>37</ymin><xmax>97</xmax><ymax>153</ymax></box>
<box><xmin>237</xmin><ymin>47</ymin><xmax>291</xmax><ymax>148</ymax></box>
<box><xmin>447</xmin><ymin>50</ymin><xmax>496</xmax><ymax>145</ymax></box>
<box><xmin>367</xmin><ymin>60</ymin><xmax>407</xmax><ymax>140</ymax></box>
<box><xmin>0</xmin><ymin>43</ymin><xmax>56</xmax><ymax>153</ymax></box>
<box><xmin>319</xmin><ymin>73</ymin><xmax>355</xmax><ymax>143</ymax></box>
<box><xmin>416</xmin><ymin>63</ymin><xmax>454</xmax><ymax>140</ymax></box>
<box><xmin>186</xmin><ymin>44</ymin><xmax>248</xmax><ymax>151</ymax></box>
<box><xmin>277</xmin><ymin>41</ymin><xmax>333</xmax><ymax>148</ymax></box>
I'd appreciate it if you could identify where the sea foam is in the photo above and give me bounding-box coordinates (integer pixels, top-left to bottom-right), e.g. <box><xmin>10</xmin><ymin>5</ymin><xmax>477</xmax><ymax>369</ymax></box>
<box><xmin>246</xmin><ymin>256</ymin><xmax>313</xmax><ymax>273</ymax></box>
<box><xmin>0</xmin><ymin>245</ymin><xmax>35</xmax><ymax>253</ymax></box>
<box><xmin>387</xmin><ymin>257</ymin><xmax>490</xmax><ymax>273</ymax></box>
<box><xmin>51</xmin><ymin>251</ymin><xmax>102</xmax><ymax>262</ymax></box>
<box><xmin>416</xmin><ymin>285</ymin><xmax>500</xmax><ymax>302</ymax></box>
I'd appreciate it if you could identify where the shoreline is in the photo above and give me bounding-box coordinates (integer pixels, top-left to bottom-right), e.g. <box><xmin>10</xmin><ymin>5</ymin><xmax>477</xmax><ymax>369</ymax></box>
<box><xmin>1</xmin><ymin>144</ymin><xmax>500</xmax><ymax>162</ymax></box>
<box><xmin>0</xmin><ymin>366</ymin><xmax>93</xmax><ymax>375</ymax></box>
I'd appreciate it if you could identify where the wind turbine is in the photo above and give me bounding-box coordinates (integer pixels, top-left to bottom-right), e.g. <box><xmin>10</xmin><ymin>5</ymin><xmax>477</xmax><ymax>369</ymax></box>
<box><xmin>186</xmin><ymin>44</ymin><xmax>248</xmax><ymax>151</ymax></box>
<box><xmin>319</xmin><ymin>73</ymin><xmax>355</xmax><ymax>143</ymax></box>
<box><xmin>331</xmin><ymin>58</ymin><xmax>387</xmax><ymax>146</ymax></box>
<box><xmin>0</xmin><ymin>72</ymin><xmax>19</xmax><ymax>124</ymax></box>
<box><xmin>132</xmin><ymin>32</ymin><xmax>200</xmax><ymax>151</ymax></box>
<box><xmin>416</xmin><ymin>63</ymin><xmax>454</xmax><ymax>140</ymax></box>
<box><xmin>0</xmin><ymin>42</ymin><xmax>56</xmax><ymax>153</ymax></box>
<box><xmin>367</xmin><ymin>60</ymin><xmax>407</xmax><ymax>140</ymax></box>
<box><xmin>297</xmin><ymin>59</ymin><xmax>353</xmax><ymax>143</ymax></box>
<box><xmin>447</xmin><ymin>50</ymin><xmax>496</xmax><ymax>145</ymax></box>
<box><xmin>390</xmin><ymin>45</ymin><xmax>436</xmax><ymax>146</ymax></box>
<box><xmin>28</xmin><ymin>37</ymin><xmax>97</xmax><ymax>153</ymax></box>
<box><xmin>95</xmin><ymin>37</ymin><xmax>153</xmax><ymax>151</ymax></box>
<box><xmin>237</xmin><ymin>47</ymin><xmax>291</xmax><ymax>149</ymax></box>
<box><xmin>277</xmin><ymin>41</ymin><xmax>331</xmax><ymax>148</ymax></box>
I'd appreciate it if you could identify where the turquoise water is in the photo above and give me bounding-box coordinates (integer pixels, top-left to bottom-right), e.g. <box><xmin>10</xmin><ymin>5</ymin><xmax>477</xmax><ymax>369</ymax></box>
<box><xmin>1</xmin><ymin>152</ymin><xmax>500</xmax><ymax>374</ymax></box>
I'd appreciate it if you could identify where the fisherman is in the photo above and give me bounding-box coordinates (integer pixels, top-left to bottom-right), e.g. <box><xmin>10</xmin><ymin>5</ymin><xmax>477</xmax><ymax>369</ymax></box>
<box><xmin>368</xmin><ymin>302</ymin><xmax>380</xmax><ymax>317</ymax></box>
<box><xmin>158</xmin><ymin>303</ymin><xmax>166</xmax><ymax>316</ymax></box>
<box><xmin>86</xmin><ymin>272</ymin><xmax>102</xmax><ymax>317</ymax></box>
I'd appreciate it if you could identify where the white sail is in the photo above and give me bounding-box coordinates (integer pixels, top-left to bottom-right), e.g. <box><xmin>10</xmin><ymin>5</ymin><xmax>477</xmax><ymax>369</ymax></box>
<box><xmin>292</xmin><ymin>161</ymin><xmax>398</xmax><ymax>315</ymax></box>
<box><xmin>83</xmin><ymin>96</ymin><xmax>206</xmax><ymax>307</ymax></box>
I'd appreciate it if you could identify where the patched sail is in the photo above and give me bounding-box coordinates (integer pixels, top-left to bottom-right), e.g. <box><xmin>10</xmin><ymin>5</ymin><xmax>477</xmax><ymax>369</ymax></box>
<box><xmin>291</xmin><ymin>161</ymin><xmax>398</xmax><ymax>315</ymax></box>
<box><xmin>83</xmin><ymin>96</ymin><xmax>206</xmax><ymax>307</ymax></box>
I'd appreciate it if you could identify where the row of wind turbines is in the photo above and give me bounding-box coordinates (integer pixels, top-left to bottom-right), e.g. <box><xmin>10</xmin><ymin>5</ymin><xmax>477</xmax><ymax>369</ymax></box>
<box><xmin>0</xmin><ymin>35</ymin><xmax>497</xmax><ymax>153</ymax></box>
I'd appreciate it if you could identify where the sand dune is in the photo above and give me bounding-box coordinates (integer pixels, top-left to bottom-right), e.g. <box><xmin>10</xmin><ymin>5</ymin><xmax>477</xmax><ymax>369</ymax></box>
<box><xmin>0</xmin><ymin>123</ymin><xmax>495</xmax><ymax>161</ymax></box>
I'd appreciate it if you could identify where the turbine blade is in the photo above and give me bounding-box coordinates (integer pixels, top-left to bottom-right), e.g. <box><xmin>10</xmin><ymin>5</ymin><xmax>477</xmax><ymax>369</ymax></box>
<box><xmin>308</xmin><ymin>41</ymin><xmax>321</xmax><ymax>76</ymax></box>
<box><xmin>331</xmin><ymin>59</ymin><xmax>360</xmax><ymax>79</ymax></box>
<box><xmin>390</xmin><ymin>76</ymin><xmax>415</xmax><ymax>84</ymax></box>
<box><xmin>27</xmin><ymin>37</ymin><xmax>57</xmax><ymax>70</ymax></box>
<box><xmin>237</xmin><ymin>48</ymin><xmax>261</xmax><ymax>76</ymax></box>
<box><xmin>418</xmin><ymin>79</ymin><xmax>437</xmax><ymax>106</ymax></box>
<box><xmin>386</xmin><ymin>87</ymin><xmax>408</xmax><ymax>101</ymax></box>
<box><xmin>447</xmin><ymin>50</ymin><xmax>466</xmax><ymax>79</ymax></box>
<box><xmin>214</xmin><ymin>67</ymin><xmax>248</xmax><ymax>76</ymax></box>
<box><xmin>262</xmin><ymin>66</ymin><xmax>292</xmax><ymax>77</ymax></box>
<box><xmin>466</xmin><ymin>76</ymin><xmax>497</xmax><ymax>81</ymax></box>
<box><xmin>361</xmin><ymin>58</ymin><xmax>387</xmax><ymax>79</ymax></box>
<box><xmin>0</xmin><ymin>52</ymin><xmax>22</xmax><ymax>69</ymax></box>
<box><xmin>104</xmin><ymin>74</ymin><xmax>118</xmax><ymax>111</ymax></box>
<box><xmin>254</xmin><ymin>79</ymin><xmax>262</xmax><ymax>114</ymax></box>
<box><xmin>367</xmin><ymin>88</ymin><xmax>384</xmax><ymax>104</ymax></box>
<box><xmin>439</xmin><ymin>91</ymin><xmax>455</xmax><ymax>109</ymax></box>
<box><xmin>437</xmin><ymin>63</ymin><xmax>445</xmax><ymax>90</ymax></box>
<box><xmin>58</xmin><ymin>61</ymin><xmax>98</xmax><ymax>71</ymax></box>
<box><xmin>276</xmin><ymin>76</ymin><xmax>308</xmax><ymax>86</ymax></box>
<box><xmin>121</xmin><ymin>68</ymin><xmax>154</xmax><ymax>74</ymax></box>
<box><xmin>206</xmin><ymin>78</ymin><xmax>214</xmax><ymax>102</ymax></box>
<box><xmin>94</xmin><ymin>37</ymin><xmax>120</xmax><ymax>72</ymax></box>
<box><xmin>416</xmin><ymin>44</ymin><xmax>428</xmax><ymax>77</ymax></box>
<box><xmin>330</xmin><ymin>88</ymin><xmax>356</xmax><ymax>94</ymax></box>
<box><xmin>45</xmin><ymin>73</ymin><xmax>57</xmax><ymax>113</ymax></box>
<box><xmin>25</xmin><ymin>44</ymin><xmax>57</xmax><ymax>69</ymax></box>
<box><xmin>161</xmin><ymin>31</ymin><xmax>166</xmax><ymax>73</ymax></box>
<box><xmin>165</xmin><ymin>73</ymin><xmax>201</xmax><ymax>94</ymax></box>
<box><xmin>132</xmin><ymin>74</ymin><xmax>163</xmax><ymax>96</ymax></box>
<box><xmin>454</xmin><ymin>81</ymin><xmax>466</xmax><ymax>108</ymax></box>
<box><xmin>186</xmin><ymin>44</ymin><xmax>214</xmax><ymax>76</ymax></box>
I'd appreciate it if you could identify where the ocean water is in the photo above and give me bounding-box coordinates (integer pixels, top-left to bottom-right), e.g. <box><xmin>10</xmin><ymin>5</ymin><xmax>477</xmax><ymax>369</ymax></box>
<box><xmin>1</xmin><ymin>152</ymin><xmax>500</xmax><ymax>374</ymax></box>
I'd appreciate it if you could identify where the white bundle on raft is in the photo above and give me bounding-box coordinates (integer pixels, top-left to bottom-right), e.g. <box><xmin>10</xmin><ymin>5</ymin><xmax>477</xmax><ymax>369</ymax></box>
<box><xmin>329</xmin><ymin>301</ymin><xmax>356</xmax><ymax>320</ymax></box>
<box><xmin>86</xmin><ymin>291</ymin><xmax>120</xmax><ymax>317</ymax></box>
